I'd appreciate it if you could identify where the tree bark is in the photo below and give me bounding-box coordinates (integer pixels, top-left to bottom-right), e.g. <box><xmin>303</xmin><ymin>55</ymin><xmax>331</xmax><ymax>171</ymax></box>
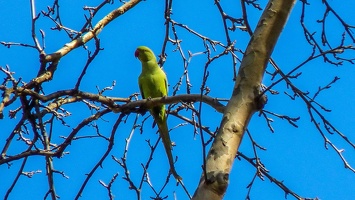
<box><xmin>192</xmin><ymin>0</ymin><xmax>297</xmax><ymax>199</ymax></box>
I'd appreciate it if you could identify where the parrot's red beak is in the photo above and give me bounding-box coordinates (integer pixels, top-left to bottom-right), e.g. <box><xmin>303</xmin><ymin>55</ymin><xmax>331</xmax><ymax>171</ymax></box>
<box><xmin>134</xmin><ymin>49</ymin><xmax>139</xmax><ymax>58</ymax></box>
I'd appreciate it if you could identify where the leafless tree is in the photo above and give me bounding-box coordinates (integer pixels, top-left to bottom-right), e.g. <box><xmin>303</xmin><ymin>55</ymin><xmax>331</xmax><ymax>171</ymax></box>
<box><xmin>1</xmin><ymin>0</ymin><xmax>354</xmax><ymax>199</ymax></box>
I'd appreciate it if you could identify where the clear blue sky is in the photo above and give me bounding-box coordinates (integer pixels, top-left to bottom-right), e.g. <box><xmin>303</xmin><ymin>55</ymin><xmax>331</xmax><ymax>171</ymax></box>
<box><xmin>1</xmin><ymin>0</ymin><xmax>355</xmax><ymax>199</ymax></box>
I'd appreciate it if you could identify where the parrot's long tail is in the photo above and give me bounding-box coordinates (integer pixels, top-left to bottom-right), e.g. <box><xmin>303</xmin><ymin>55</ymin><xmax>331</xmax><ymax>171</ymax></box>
<box><xmin>155</xmin><ymin>112</ymin><xmax>182</xmax><ymax>181</ymax></box>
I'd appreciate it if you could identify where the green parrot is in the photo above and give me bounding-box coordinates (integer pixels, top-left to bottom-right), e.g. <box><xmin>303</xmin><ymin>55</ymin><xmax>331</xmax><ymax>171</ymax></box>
<box><xmin>135</xmin><ymin>46</ymin><xmax>182</xmax><ymax>181</ymax></box>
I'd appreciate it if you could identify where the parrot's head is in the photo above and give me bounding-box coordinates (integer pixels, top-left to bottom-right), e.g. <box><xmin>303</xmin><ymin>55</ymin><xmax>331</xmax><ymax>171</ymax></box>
<box><xmin>135</xmin><ymin>46</ymin><xmax>156</xmax><ymax>62</ymax></box>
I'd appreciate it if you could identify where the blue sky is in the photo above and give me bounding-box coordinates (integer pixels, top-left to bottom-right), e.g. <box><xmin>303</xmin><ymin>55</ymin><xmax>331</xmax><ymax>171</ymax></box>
<box><xmin>1</xmin><ymin>0</ymin><xmax>355</xmax><ymax>199</ymax></box>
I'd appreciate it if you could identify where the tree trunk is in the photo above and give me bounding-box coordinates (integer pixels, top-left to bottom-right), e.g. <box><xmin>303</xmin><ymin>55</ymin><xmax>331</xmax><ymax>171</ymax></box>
<box><xmin>192</xmin><ymin>0</ymin><xmax>297</xmax><ymax>199</ymax></box>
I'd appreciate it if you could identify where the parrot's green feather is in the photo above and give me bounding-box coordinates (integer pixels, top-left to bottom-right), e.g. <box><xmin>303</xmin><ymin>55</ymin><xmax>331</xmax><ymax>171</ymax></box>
<box><xmin>136</xmin><ymin>46</ymin><xmax>182</xmax><ymax>181</ymax></box>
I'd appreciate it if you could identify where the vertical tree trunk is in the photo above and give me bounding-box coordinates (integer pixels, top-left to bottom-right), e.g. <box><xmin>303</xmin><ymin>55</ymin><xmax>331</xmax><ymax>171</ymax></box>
<box><xmin>192</xmin><ymin>0</ymin><xmax>296</xmax><ymax>199</ymax></box>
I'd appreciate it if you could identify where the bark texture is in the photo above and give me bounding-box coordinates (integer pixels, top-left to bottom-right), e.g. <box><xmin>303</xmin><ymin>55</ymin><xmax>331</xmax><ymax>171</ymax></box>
<box><xmin>192</xmin><ymin>0</ymin><xmax>297</xmax><ymax>199</ymax></box>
